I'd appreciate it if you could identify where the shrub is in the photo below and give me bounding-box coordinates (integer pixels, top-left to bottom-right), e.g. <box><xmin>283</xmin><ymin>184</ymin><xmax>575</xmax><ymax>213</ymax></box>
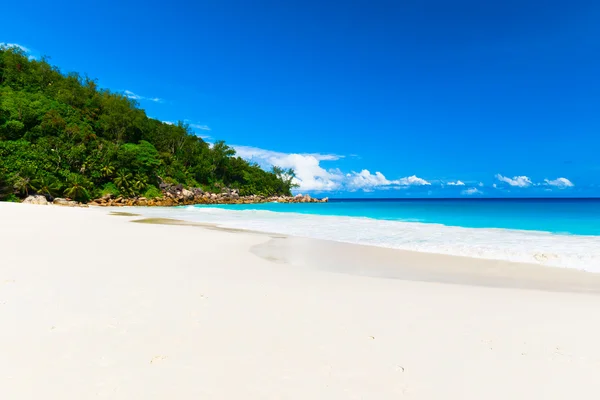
<box><xmin>143</xmin><ymin>185</ymin><xmax>162</xmax><ymax>199</ymax></box>
<box><xmin>101</xmin><ymin>182</ymin><xmax>120</xmax><ymax>197</ymax></box>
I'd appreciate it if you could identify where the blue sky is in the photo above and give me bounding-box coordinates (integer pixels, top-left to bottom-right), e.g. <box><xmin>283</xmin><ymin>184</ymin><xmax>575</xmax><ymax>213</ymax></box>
<box><xmin>2</xmin><ymin>0</ymin><xmax>599</xmax><ymax>197</ymax></box>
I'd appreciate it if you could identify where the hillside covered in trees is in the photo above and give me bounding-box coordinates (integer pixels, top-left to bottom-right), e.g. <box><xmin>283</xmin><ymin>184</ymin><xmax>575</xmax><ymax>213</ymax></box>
<box><xmin>0</xmin><ymin>46</ymin><xmax>296</xmax><ymax>202</ymax></box>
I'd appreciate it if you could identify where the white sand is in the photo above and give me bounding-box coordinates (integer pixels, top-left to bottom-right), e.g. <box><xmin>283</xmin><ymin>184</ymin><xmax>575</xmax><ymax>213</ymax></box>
<box><xmin>2</xmin><ymin>202</ymin><xmax>600</xmax><ymax>399</ymax></box>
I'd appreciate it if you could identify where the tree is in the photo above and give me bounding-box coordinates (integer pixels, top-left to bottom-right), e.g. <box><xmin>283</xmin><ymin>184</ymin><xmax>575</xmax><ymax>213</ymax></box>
<box><xmin>31</xmin><ymin>175</ymin><xmax>62</xmax><ymax>199</ymax></box>
<box><xmin>210</xmin><ymin>140</ymin><xmax>235</xmax><ymax>182</ymax></box>
<box><xmin>272</xmin><ymin>166</ymin><xmax>298</xmax><ymax>193</ymax></box>
<box><xmin>100</xmin><ymin>163</ymin><xmax>115</xmax><ymax>178</ymax></box>
<box><xmin>116</xmin><ymin>140</ymin><xmax>161</xmax><ymax>180</ymax></box>
<box><xmin>132</xmin><ymin>174</ymin><xmax>147</xmax><ymax>193</ymax></box>
<box><xmin>63</xmin><ymin>174</ymin><xmax>90</xmax><ymax>202</ymax></box>
<box><xmin>12</xmin><ymin>174</ymin><xmax>32</xmax><ymax>196</ymax></box>
<box><xmin>0</xmin><ymin>46</ymin><xmax>295</xmax><ymax>203</ymax></box>
<box><xmin>0</xmin><ymin>169</ymin><xmax>12</xmax><ymax>200</ymax></box>
<box><xmin>114</xmin><ymin>170</ymin><xmax>133</xmax><ymax>195</ymax></box>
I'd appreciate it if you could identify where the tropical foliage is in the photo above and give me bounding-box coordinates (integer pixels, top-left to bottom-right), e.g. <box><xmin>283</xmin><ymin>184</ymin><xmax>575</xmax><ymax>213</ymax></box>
<box><xmin>0</xmin><ymin>46</ymin><xmax>296</xmax><ymax>201</ymax></box>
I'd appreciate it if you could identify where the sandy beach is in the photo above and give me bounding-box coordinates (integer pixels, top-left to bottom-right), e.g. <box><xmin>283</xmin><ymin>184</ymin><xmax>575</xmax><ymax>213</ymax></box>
<box><xmin>2</xmin><ymin>202</ymin><xmax>600</xmax><ymax>399</ymax></box>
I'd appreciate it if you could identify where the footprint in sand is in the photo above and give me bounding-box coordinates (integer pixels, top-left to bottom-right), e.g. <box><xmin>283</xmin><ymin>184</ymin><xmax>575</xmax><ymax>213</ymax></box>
<box><xmin>150</xmin><ymin>355</ymin><xmax>168</xmax><ymax>364</ymax></box>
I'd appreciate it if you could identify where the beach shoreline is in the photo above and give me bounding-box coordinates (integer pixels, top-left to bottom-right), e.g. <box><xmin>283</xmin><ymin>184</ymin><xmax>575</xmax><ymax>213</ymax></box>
<box><xmin>3</xmin><ymin>202</ymin><xmax>600</xmax><ymax>399</ymax></box>
<box><xmin>127</xmin><ymin>213</ymin><xmax>600</xmax><ymax>294</ymax></box>
<box><xmin>124</xmin><ymin>202</ymin><xmax>600</xmax><ymax>272</ymax></box>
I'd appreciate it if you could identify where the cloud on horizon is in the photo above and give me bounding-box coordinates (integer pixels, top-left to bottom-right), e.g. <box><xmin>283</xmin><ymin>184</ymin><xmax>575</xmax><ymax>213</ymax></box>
<box><xmin>396</xmin><ymin>175</ymin><xmax>431</xmax><ymax>186</ymax></box>
<box><xmin>495</xmin><ymin>174</ymin><xmax>575</xmax><ymax>190</ymax></box>
<box><xmin>233</xmin><ymin>145</ymin><xmax>344</xmax><ymax>191</ymax></box>
<box><xmin>447</xmin><ymin>180</ymin><xmax>465</xmax><ymax>186</ymax></box>
<box><xmin>234</xmin><ymin>146</ymin><xmax>580</xmax><ymax>195</ymax></box>
<box><xmin>544</xmin><ymin>177</ymin><xmax>574</xmax><ymax>188</ymax></box>
<box><xmin>462</xmin><ymin>187</ymin><xmax>483</xmax><ymax>195</ymax></box>
<box><xmin>233</xmin><ymin>145</ymin><xmax>429</xmax><ymax>192</ymax></box>
<box><xmin>346</xmin><ymin>171</ymin><xmax>430</xmax><ymax>191</ymax></box>
<box><xmin>495</xmin><ymin>174</ymin><xmax>533</xmax><ymax>187</ymax></box>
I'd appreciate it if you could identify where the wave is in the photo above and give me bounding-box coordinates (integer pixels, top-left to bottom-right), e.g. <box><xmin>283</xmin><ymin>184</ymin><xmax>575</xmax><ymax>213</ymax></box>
<box><xmin>132</xmin><ymin>206</ymin><xmax>600</xmax><ymax>272</ymax></box>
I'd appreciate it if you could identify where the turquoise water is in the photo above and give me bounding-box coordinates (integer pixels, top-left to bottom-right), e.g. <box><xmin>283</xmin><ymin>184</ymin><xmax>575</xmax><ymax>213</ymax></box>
<box><xmin>192</xmin><ymin>199</ymin><xmax>600</xmax><ymax>236</ymax></box>
<box><xmin>132</xmin><ymin>198</ymin><xmax>600</xmax><ymax>270</ymax></box>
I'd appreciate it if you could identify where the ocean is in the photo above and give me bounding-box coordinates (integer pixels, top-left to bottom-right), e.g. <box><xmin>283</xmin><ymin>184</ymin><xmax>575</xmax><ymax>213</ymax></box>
<box><xmin>131</xmin><ymin>198</ymin><xmax>600</xmax><ymax>272</ymax></box>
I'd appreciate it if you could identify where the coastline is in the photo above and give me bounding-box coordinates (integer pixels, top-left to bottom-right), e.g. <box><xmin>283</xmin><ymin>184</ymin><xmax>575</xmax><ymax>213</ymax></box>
<box><xmin>3</xmin><ymin>202</ymin><xmax>600</xmax><ymax>399</ymax></box>
<box><xmin>131</xmin><ymin>215</ymin><xmax>600</xmax><ymax>293</ymax></box>
<box><xmin>125</xmin><ymin>203</ymin><xmax>600</xmax><ymax>272</ymax></box>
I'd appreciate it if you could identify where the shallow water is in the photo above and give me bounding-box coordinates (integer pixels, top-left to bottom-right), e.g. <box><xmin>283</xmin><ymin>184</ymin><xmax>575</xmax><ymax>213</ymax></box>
<box><xmin>129</xmin><ymin>198</ymin><xmax>600</xmax><ymax>272</ymax></box>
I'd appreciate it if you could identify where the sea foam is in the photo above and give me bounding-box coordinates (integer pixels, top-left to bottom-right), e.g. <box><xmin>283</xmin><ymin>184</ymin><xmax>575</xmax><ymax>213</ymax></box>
<box><xmin>131</xmin><ymin>206</ymin><xmax>600</xmax><ymax>272</ymax></box>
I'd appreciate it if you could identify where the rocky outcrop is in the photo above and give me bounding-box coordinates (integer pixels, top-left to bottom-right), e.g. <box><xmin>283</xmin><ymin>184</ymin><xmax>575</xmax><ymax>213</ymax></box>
<box><xmin>53</xmin><ymin>198</ymin><xmax>79</xmax><ymax>207</ymax></box>
<box><xmin>181</xmin><ymin>188</ymin><xmax>194</xmax><ymax>200</ymax></box>
<box><xmin>18</xmin><ymin>179</ymin><xmax>327</xmax><ymax>208</ymax></box>
<box><xmin>21</xmin><ymin>196</ymin><xmax>88</xmax><ymax>207</ymax></box>
<box><xmin>89</xmin><ymin>190</ymin><xmax>328</xmax><ymax>207</ymax></box>
<box><xmin>22</xmin><ymin>195</ymin><xmax>48</xmax><ymax>205</ymax></box>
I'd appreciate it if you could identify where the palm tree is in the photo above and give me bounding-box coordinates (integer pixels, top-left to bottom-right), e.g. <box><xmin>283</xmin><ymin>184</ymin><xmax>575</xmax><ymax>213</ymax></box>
<box><xmin>132</xmin><ymin>174</ymin><xmax>148</xmax><ymax>193</ymax></box>
<box><xmin>114</xmin><ymin>170</ymin><xmax>132</xmax><ymax>194</ymax></box>
<box><xmin>31</xmin><ymin>176</ymin><xmax>62</xmax><ymax>199</ymax></box>
<box><xmin>12</xmin><ymin>174</ymin><xmax>32</xmax><ymax>196</ymax></box>
<box><xmin>100</xmin><ymin>163</ymin><xmax>115</xmax><ymax>178</ymax></box>
<box><xmin>272</xmin><ymin>166</ymin><xmax>298</xmax><ymax>194</ymax></box>
<box><xmin>63</xmin><ymin>174</ymin><xmax>90</xmax><ymax>202</ymax></box>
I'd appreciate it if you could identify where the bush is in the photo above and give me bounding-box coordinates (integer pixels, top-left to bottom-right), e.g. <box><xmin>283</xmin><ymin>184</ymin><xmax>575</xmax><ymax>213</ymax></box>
<box><xmin>101</xmin><ymin>182</ymin><xmax>120</xmax><ymax>197</ymax></box>
<box><xmin>5</xmin><ymin>194</ymin><xmax>20</xmax><ymax>202</ymax></box>
<box><xmin>143</xmin><ymin>185</ymin><xmax>162</xmax><ymax>199</ymax></box>
<box><xmin>0</xmin><ymin>172</ymin><xmax>11</xmax><ymax>201</ymax></box>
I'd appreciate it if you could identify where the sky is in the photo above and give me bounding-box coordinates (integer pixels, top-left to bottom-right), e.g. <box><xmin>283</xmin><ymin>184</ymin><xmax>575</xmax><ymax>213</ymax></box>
<box><xmin>2</xmin><ymin>0</ymin><xmax>599</xmax><ymax>197</ymax></box>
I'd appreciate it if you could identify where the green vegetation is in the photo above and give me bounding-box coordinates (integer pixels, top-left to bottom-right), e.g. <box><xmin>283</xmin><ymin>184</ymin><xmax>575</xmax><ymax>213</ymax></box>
<box><xmin>0</xmin><ymin>46</ymin><xmax>296</xmax><ymax>202</ymax></box>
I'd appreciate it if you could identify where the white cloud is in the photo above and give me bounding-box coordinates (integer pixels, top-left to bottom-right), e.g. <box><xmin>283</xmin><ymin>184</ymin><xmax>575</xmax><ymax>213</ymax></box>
<box><xmin>0</xmin><ymin>42</ymin><xmax>30</xmax><ymax>52</ymax></box>
<box><xmin>161</xmin><ymin>120</ymin><xmax>210</xmax><ymax>131</ymax></box>
<box><xmin>492</xmin><ymin>183</ymin><xmax>498</xmax><ymax>188</ymax></box>
<box><xmin>124</xmin><ymin>90</ymin><xmax>162</xmax><ymax>103</ymax></box>
<box><xmin>160</xmin><ymin>120</ymin><xmax>211</xmax><ymax>139</ymax></box>
<box><xmin>346</xmin><ymin>171</ymin><xmax>430</xmax><ymax>191</ymax></box>
<box><xmin>233</xmin><ymin>145</ymin><xmax>344</xmax><ymax>191</ymax></box>
<box><xmin>495</xmin><ymin>174</ymin><xmax>532</xmax><ymax>187</ymax></box>
<box><xmin>346</xmin><ymin>170</ymin><xmax>391</xmax><ymax>190</ymax></box>
<box><xmin>233</xmin><ymin>145</ymin><xmax>429</xmax><ymax>192</ymax></box>
<box><xmin>396</xmin><ymin>175</ymin><xmax>431</xmax><ymax>186</ymax></box>
<box><xmin>447</xmin><ymin>180</ymin><xmax>465</xmax><ymax>186</ymax></box>
<box><xmin>189</xmin><ymin>123</ymin><xmax>211</xmax><ymax>131</ymax></box>
<box><xmin>124</xmin><ymin>90</ymin><xmax>140</xmax><ymax>100</ymax></box>
<box><xmin>544</xmin><ymin>177</ymin><xmax>574</xmax><ymax>188</ymax></box>
<box><xmin>494</xmin><ymin>174</ymin><xmax>574</xmax><ymax>189</ymax></box>
<box><xmin>462</xmin><ymin>187</ymin><xmax>483</xmax><ymax>195</ymax></box>
<box><xmin>1</xmin><ymin>42</ymin><xmax>37</xmax><ymax>59</ymax></box>
<box><xmin>478</xmin><ymin>182</ymin><xmax>484</xmax><ymax>187</ymax></box>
